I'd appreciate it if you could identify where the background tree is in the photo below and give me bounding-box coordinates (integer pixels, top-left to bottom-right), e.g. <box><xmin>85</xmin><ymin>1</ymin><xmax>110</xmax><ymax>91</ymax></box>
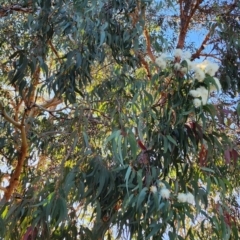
<box><xmin>0</xmin><ymin>0</ymin><xmax>239</xmax><ymax>239</ymax></box>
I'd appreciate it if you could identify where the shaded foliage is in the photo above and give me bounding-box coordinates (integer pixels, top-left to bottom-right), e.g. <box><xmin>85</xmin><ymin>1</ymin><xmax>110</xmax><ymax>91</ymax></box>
<box><xmin>0</xmin><ymin>0</ymin><xmax>239</xmax><ymax>239</ymax></box>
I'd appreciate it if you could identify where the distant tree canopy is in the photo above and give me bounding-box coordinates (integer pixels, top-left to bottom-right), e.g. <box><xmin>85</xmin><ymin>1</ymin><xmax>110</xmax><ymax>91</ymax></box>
<box><xmin>0</xmin><ymin>0</ymin><xmax>239</xmax><ymax>239</ymax></box>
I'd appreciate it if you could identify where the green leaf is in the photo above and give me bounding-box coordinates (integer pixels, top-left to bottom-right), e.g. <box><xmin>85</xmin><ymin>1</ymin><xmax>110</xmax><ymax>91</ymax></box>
<box><xmin>163</xmin><ymin>136</ymin><xmax>168</xmax><ymax>153</ymax></box>
<box><xmin>104</xmin><ymin>130</ymin><xmax>121</xmax><ymax>147</ymax></box>
<box><xmin>203</xmin><ymin>104</ymin><xmax>217</xmax><ymax>120</ymax></box>
<box><xmin>125</xmin><ymin>166</ymin><xmax>132</xmax><ymax>195</ymax></box>
<box><xmin>137</xmin><ymin>187</ymin><xmax>148</xmax><ymax>210</ymax></box>
<box><xmin>237</xmin><ymin>102</ymin><xmax>240</xmax><ymax>116</ymax></box>
<box><xmin>82</xmin><ymin>131</ymin><xmax>89</xmax><ymax>148</ymax></box>
<box><xmin>117</xmin><ymin>134</ymin><xmax>123</xmax><ymax>164</ymax></box>
<box><xmin>128</xmin><ymin>132</ymin><xmax>137</xmax><ymax>160</ymax></box>
<box><xmin>166</xmin><ymin>135</ymin><xmax>177</xmax><ymax>146</ymax></box>
<box><xmin>146</xmin><ymin>223</ymin><xmax>161</xmax><ymax>239</ymax></box>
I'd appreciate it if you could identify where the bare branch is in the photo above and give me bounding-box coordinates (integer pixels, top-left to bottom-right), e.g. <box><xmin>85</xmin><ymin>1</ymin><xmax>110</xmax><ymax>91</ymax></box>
<box><xmin>0</xmin><ymin>101</ymin><xmax>21</xmax><ymax>129</ymax></box>
<box><xmin>4</xmin><ymin>112</ymin><xmax>28</xmax><ymax>201</ymax></box>
<box><xmin>191</xmin><ymin>31</ymin><xmax>212</xmax><ymax>60</ymax></box>
<box><xmin>0</xmin><ymin>3</ymin><xmax>33</xmax><ymax>17</ymax></box>
<box><xmin>0</xmin><ymin>186</ymin><xmax>7</xmax><ymax>193</ymax></box>
<box><xmin>177</xmin><ymin>0</ymin><xmax>203</xmax><ymax>49</ymax></box>
<box><xmin>48</xmin><ymin>40</ymin><xmax>63</xmax><ymax>64</ymax></box>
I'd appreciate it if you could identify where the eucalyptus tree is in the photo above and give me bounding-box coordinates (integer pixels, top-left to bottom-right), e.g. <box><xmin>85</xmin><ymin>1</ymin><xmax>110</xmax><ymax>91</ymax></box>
<box><xmin>0</xmin><ymin>0</ymin><xmax>239</xmax><ymax>239</ymax></box>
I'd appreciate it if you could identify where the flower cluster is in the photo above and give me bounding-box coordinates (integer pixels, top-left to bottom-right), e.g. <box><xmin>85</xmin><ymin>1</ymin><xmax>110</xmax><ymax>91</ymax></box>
<box><xmin>173</xmin><ymin>48</ymin><xmax>192</xmax><ymax>60</ymax></box>
<box><xmin>173</xmin><ymin>49</ymin><xmax>194</xmax><ymax>73</ymax></box>
<box><xmin>160</xmin><ymin>188</ymin><xmax>170</xmax><ymax>199</ymax></box>
<box><xmin>189</xmin><ymin>77</ymin><xmax>222</xmax><ymax>108</ymax></box>
<box><xmin>177</xmin><ymin>192</ymin><xmax>195</xmax><ymax>205</ymax></box>
<box><xmin>149</xmin><ymin>182</ymin><xmax>171</xmax><ymax>199</ymax></box>
<box><xmin>155</xmin><ymin>53</ymin><xmax>168</xmax><ymax>69</ymax></box>
<box><xmin>196</xmin><ymin>60</ymin><xmax>219</xmax><ymax>77</ymax></box>
<box><xmin>177</xmin><ymin>56</ymin><xmax>222</xmax><ymax>107</ymax></box>
<box><xmin>189</xmin><ymin>86</ymin><xmax>209</xmax><ymax>107</ymax></box>
<box><xmin>150</xmin><ymin>185</ymin><xmax>157</xmax><ymax>194</ymax></box>
<box><xmin>155</xmin><ymin>49</ymin><xmax>222</xmax><ymax>108</ymax></box>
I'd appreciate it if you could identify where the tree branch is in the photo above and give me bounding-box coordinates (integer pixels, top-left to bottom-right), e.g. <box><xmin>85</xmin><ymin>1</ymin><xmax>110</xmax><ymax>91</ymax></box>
<box><xmin>191</xmin><ymin>31</ymin><xmax>212</xmax><ymax>60</ymax></box>
<box><xmin>4</xmin><ymin>111</ymin><xmax>28</xmax><ymax>201</ymax></box>
<box><xmin>48</xmin><ymin>40</ymin><xmax>63</xmax><ymax>64</ymax></box>
<box><xmin>144</xmin><ymin>28</ymin><xmax>156</xmax><ymax>63</ymax></box>
<box><xmin>138</xmin><ymin>53</ymin><xmax>151</xmax><ymax>79</ymax></box>
<box><xmin>0</xmin><ymin>101</ymin><xmax>21</xmax><ymax>129</ymax></box>
<box><xmin>0</xmin><ymin>186</ymin><xmax>7</xmax><ymax>193</ymax></box>
<box><xmin>177</xmin><ymin>0</ymin><xmax>203</xmax><ymax>49</ymax></box>
<box><xmin>0</xmin><ymin>3</ymin><xmax>33</xmax><ymax>17</ymax></box>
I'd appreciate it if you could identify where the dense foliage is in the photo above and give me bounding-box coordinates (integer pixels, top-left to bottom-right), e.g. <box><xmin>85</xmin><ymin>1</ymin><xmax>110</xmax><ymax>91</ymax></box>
<box><xmin>0</xmin><ymin>0</ymin><xmax>240</xmax><ymax>239</ymax></box>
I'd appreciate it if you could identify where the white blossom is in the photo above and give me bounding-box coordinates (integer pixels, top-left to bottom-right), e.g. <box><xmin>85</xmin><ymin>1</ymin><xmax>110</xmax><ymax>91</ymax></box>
<box><xmin>160</xmin><ymin>188</ymin><xmax>170</xmax><ymax>199</ymax></box>
<box><xmin>196</xmin><ymin>60</ymin><xmax>208</xmax><ymax>70</ymax></box>
<box><xmin>180</xmin><ymin>67</ymin><xmax>188</xmax><ymax>74</ymax></box>
<box><xmin>174</xmin><ymin>63</ymin><xmax>181</xmax><ymax>70</ymax></box>
<box><xmin>190</xmin><ymin>86</ymin><xmax>209</xmax><ymax>105</ymax></box>
<box><xmin>193</xmin><ymin>98</ymin><xmax>202</xmax><ymax>108</ymax></box>
<box><xmin>197</xmin><ymin>86</ymin><xmax>208</xmax><ymax>104</ymax></box>
<box><xmin>189</xmin><ymin>90</ymin><xmax>200</xmax><ymax>98</ymax></box>
<box><xmin>156</xmin><ymin>57</ymin><xmax>167</xmax><ymax>69</ymax></box>
<box><xmin>194</xmin><ymin>68</ymin><xmax>205</xmax><ymax>82</ymax></box>
<box><xmin>150</xmin><ymin>185</ymin><xmax>157</xmax><ymax>193</ymax></box>
<box><xmin>186</xmin><ymin>192</ymin><xmax>195</xmax><ymax>205</ymax></box>
<box><xmin>196</xmin><ymin>60</ymin><xmax>219</xmax><ymax>77</ymax></box>
<box><xmin>177</xmin><ymin>193</ymin><xmax>187</xmax><ymax>203</ymax></box>
<box><xmin>185</xmin><ymin>59</ymin><xmax>194</xmax><ymax>70</ymax></box>
<box><xmin>158</xmin><ymin>181</ymin><xmax>166</xmax><ymax>189</ymax></box>
<box><xmin>209</xmin><ymin>77</ymin><xmax>222</xmax><ymax>92</ymax></box>
<box><xmin>174</xmin><ymin>48</ymin><xmax>183</xmax><ymax>58</ymax></box>
<box><xmin>205</xmin><ymin>62</ymin><xmax>219</xmax><ymax>76</ymax></box>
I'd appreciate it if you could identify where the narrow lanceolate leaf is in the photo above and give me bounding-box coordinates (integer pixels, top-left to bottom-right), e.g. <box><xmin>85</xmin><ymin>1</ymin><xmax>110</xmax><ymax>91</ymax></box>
<box><xmin>128</xmin><ymin>132</ymin><xmax>137</xmax><ymax>159</ymax></box>
<box><xmin>0</xmin><ymin>0</ymin><xmax>239</xmax><ymax>239</ymax></box>
<box><xmin>82</xmin><ymin>131</ymin><xmax>89</xmax><ymax>148</ymax></box>
<box><xmin>237</xmin><ymin>102</ymin><xmax>240</xmax><ymax>116</ymax></box>
<box><xmin>166</xmin><ymin>135</ymin><xmax>177</xmax><ymax>146</ymax></box>
<box><xmin>137</xmin><ymin>187</ymin><xmax>148</xmax><ymax>210</ymax></box>
<box><xmin>125</xmin><ymin>165</ymin><xmax>132</xmax><ymax>195</ymax></box>
<box><xmin>117</xmin><ymin>134</ymin><xmax>123</xmax><ymax>165</ymax></box>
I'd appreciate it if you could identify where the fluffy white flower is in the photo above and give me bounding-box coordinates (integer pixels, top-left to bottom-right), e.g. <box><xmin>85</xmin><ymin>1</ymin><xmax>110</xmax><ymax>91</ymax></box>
<box><xmin>185</xmin><ymin>59</ymin><xmax>194</xmax><ymax>70</ymax></box>
<box><xmin>156</xmin><ymin>57</ymin><xmax>166</xmax><ymax>69</ymax></box>
<box><xmin>190</xmin><ymin>86</ymin><xmax>208</xmax><ymax>105</ymax></box>
<box><xmin>160</xmin><ymin>188</ymin><xmax>170</xmax><ymax>199</ymax></box>
<box><xmin>190</xmin><ymin>86</ymin><xmax>209</xmax><ymax>106</ymax></box>
<box><xmin>189</xmin><ymin>90</ymin><xmax>200</xmax><ymax>98</ymax></box>
<box><xmin>197</xmin><ymin>86</ymin><xmax>208</xmax><ymax>104</ymax></box>
<box><xmin>196</xmin><ymin>60</ymin><xmax>219</xmax><ymax>76</ymax></box>
<box><xmin>158</xmin><ymin>182</ymin><xmax>166</xmax><ymax>189</ymax></box>
<box><xmin>209</xmin><ymin>77</ymin><xmax>222</xmax><ymax>92</ymax></box>
<box><xmin>150</xmin><ymin>185</ymin><xmax>157</xmax><ymax>193</ymax></box>
<box><xmin>186</xmin><ymin>192</ymin><xmax>195</xmax><ymax>205</ymax></box>
<box><xmin>194</xmin><ymin>68</ymin><xmax>205</xmax><ymax>82</ymax></box>
<box><xmin>193</xmin><ymin>98</ymin><xmax>202</xmax><ymax>108</ymax></box>
<box><xmin>196</xmin><ymin>60</ymin><xmax>208</xmax><ymax>70</ymax></box>
<box><xmin>174</xmin><ymin>48</ymin><xmax>183</xmax><ymax>58</ymax></box>
<box><xmin>177</xmin><ymin>193</ymin><xmax>187</xmax><ymax>203</ymax></box>
<box><xmin>205</xmin><ymin>62</ymin><xmax>219</xmax><ymax>76</ymax></box>
<box><xmin>183</xmin><ymin>51</ymin><xmax>191</xmax><ymax>59</ymax></box>
<box><xmin>174</xmin><ymin>63</ymin><xmax>181</xmax><ymax>70</ymax></box>
<box><xmin>180</xmin><ymin>67</ymin><xmax>188</xmax><ymax>74</ymax></box>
